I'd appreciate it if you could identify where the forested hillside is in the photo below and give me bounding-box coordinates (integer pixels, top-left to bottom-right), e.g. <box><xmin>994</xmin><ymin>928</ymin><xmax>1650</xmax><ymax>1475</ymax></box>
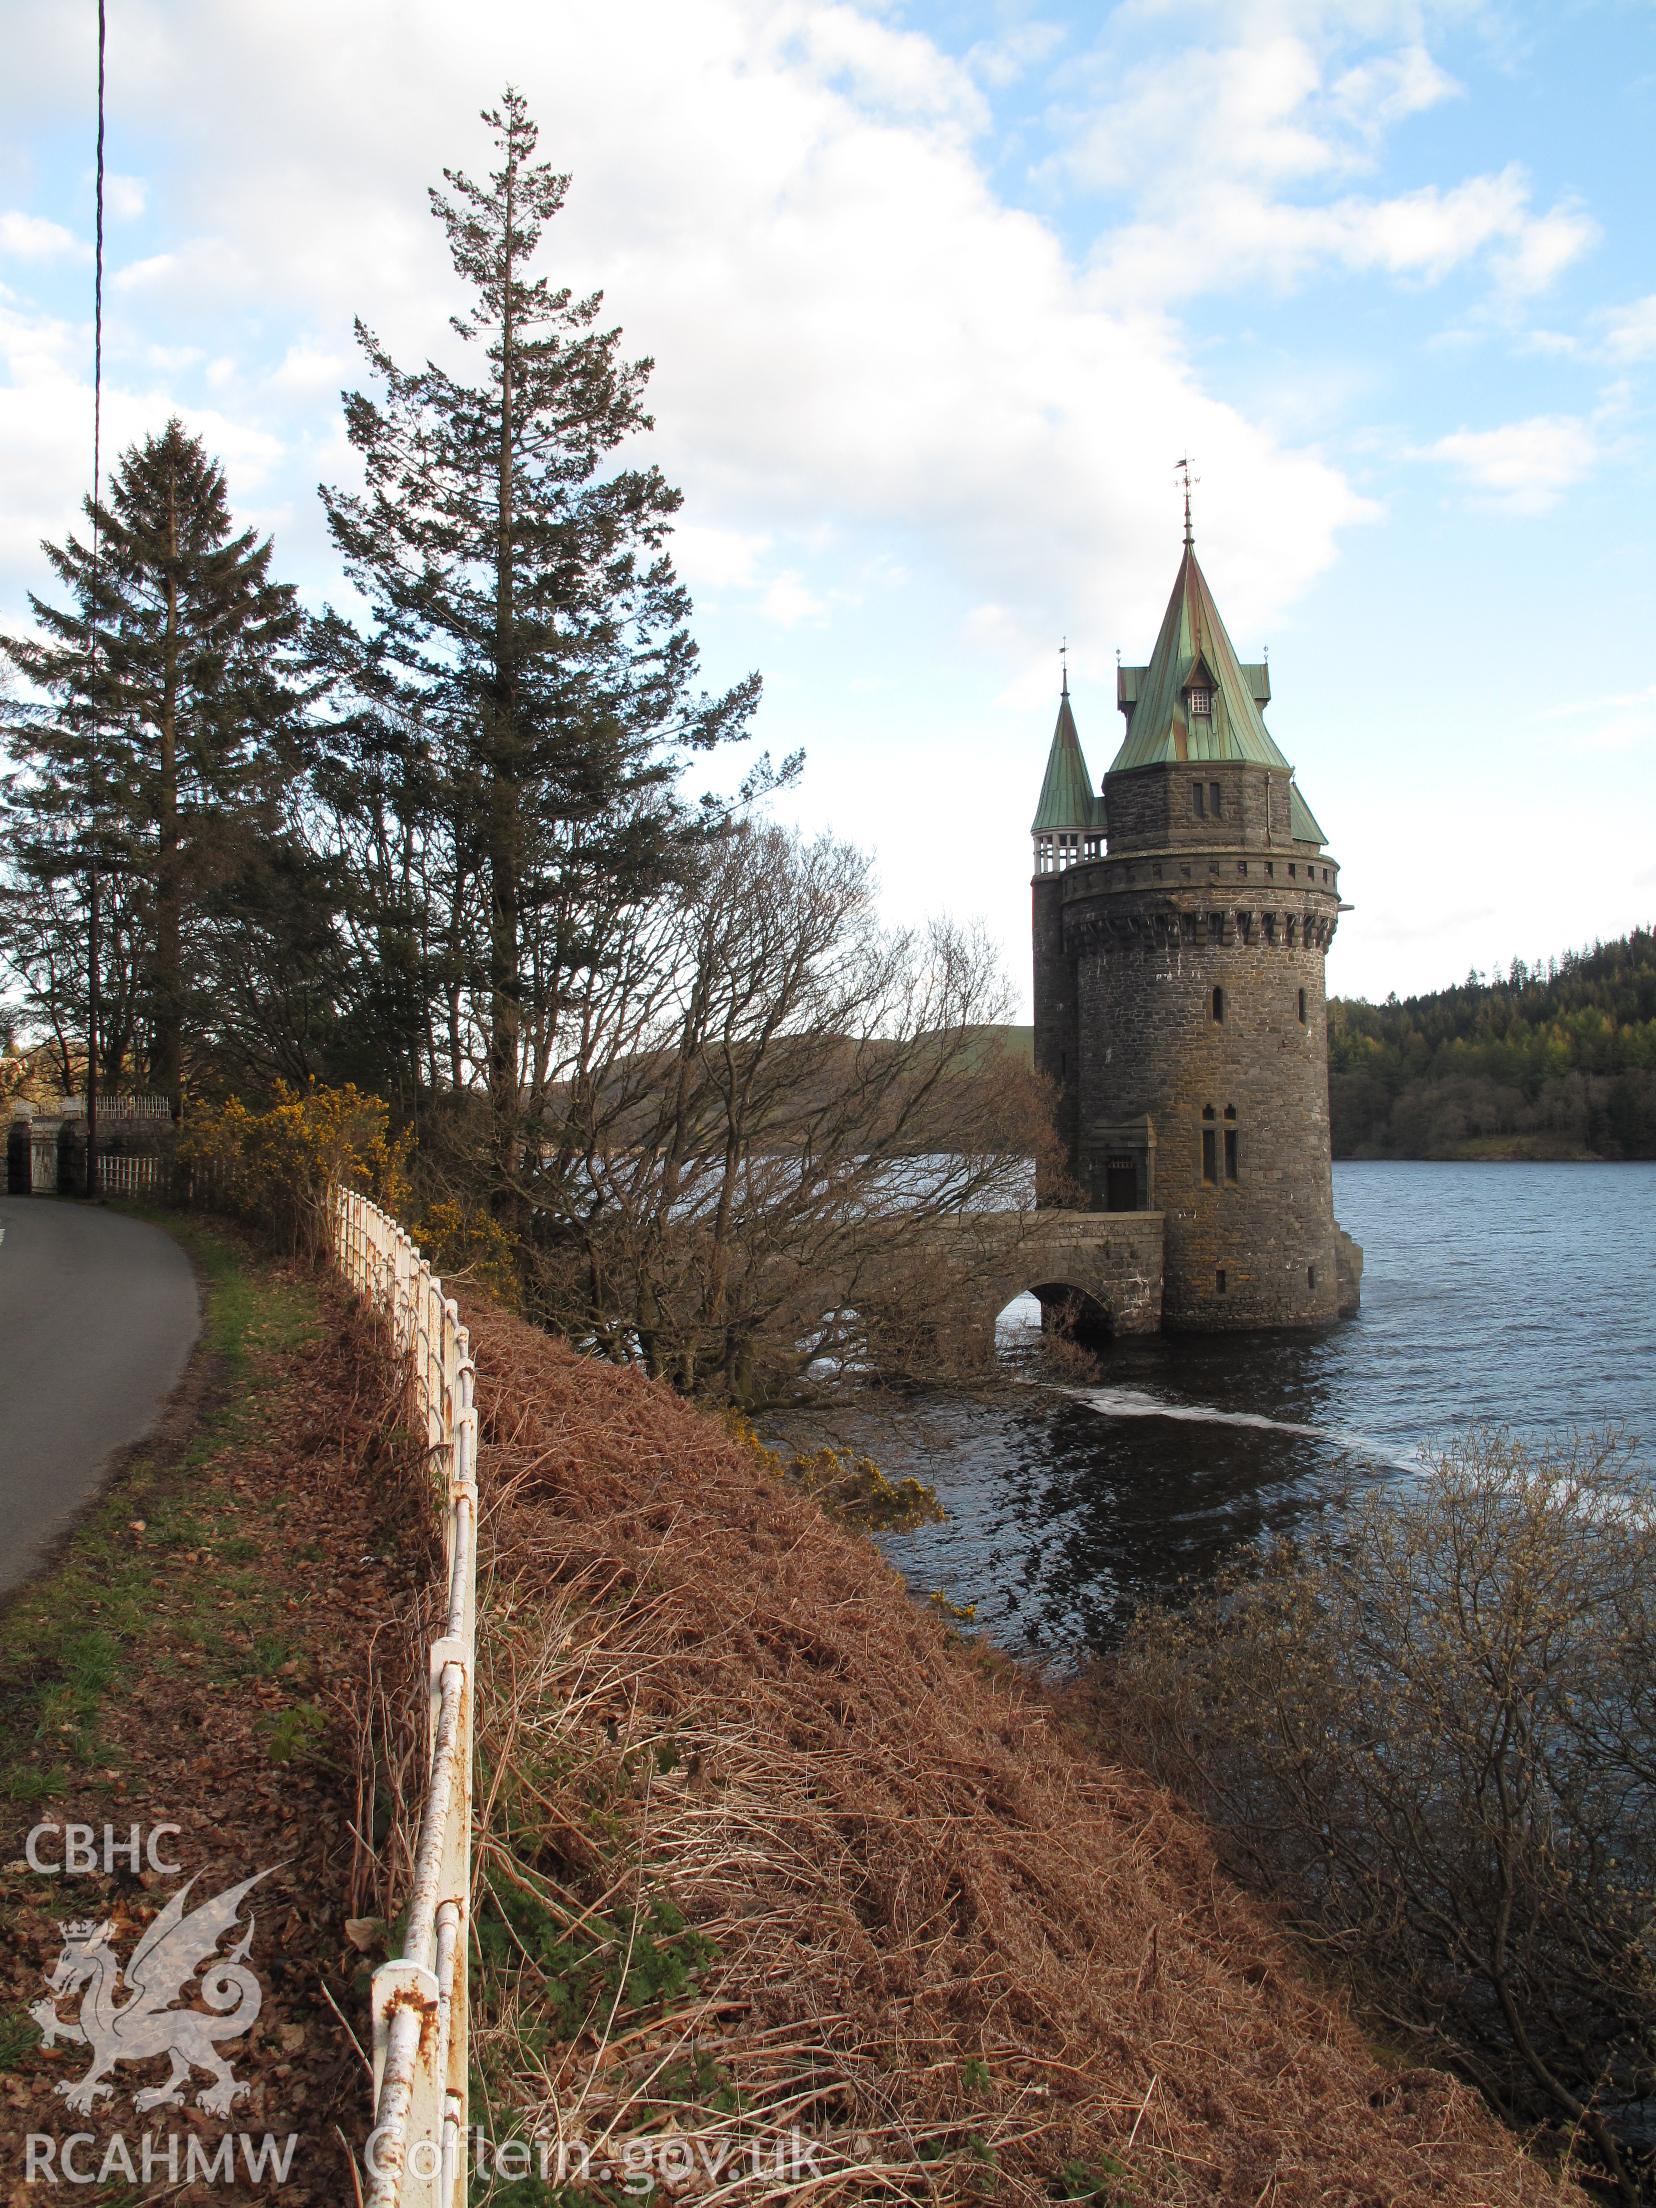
<box><xmin>1329</xmin><ymin>929</ymin><xmax>1656</xmax><ymax>1159</ymax></box>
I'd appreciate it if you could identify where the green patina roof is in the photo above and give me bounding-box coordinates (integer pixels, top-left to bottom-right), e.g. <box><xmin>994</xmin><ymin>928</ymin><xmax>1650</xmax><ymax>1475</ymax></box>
<box><xmin>1289</xmin><ymin>784</ymin><xmax>1326</xmax><ymax>844</ymax></box>
<box><xmin>1111</xmin><ymin>537</ymin><xmax>1325</xmax><ymax>846</ymax></box>
<box><xmin>1031</xmin><ymin>681</ymin><xmax>1103</xmax><ymax>832</ymax></box>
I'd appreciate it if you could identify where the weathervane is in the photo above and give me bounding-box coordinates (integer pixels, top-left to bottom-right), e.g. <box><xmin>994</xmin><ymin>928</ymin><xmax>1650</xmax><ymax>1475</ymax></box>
<box><xmin>1175</xmin><ymin>454</ymin><xmax>1199</xmax><ymax>546</ymax></box>
<box><xmin>1060</xmin><ymin>635</ymin><xmax>1068</xmax><ymax>696</ymax></box>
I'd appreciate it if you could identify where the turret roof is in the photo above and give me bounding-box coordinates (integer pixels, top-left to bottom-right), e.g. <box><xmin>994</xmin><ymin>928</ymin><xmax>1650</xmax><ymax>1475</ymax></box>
<box><xmin>1110</xmin><ymin>537</ymin><xmax>1326</xmax><ymax>846</ymax></box>
<box><xmin>1031</xmin><ymin>677</ymin><xmax>1103</xmax><ymax>833</ymax></box>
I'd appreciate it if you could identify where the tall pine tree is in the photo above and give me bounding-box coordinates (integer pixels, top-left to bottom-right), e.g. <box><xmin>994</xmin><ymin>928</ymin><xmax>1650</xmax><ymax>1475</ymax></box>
<box><xmin>2</xmin><ymin>419</ymin><xmax>307</xmax><ymax>1112</ymax></box>
<box><xmin>316</xmin><ymin>90</ymin><xmax>767</xmax><ymax>1213</ymax></box>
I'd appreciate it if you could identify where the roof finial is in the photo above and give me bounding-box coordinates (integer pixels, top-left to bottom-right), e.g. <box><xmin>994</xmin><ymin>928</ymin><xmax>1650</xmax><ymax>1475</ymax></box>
<box><xmin>1060</xmin><ymin>635</ymin><xmax>1068</xmax><ymax>697</ymax></box>
<box><xmin>1175</xmin><ymin>454</ymin><xmax>1198</xmax><ymax>548</ymax></box>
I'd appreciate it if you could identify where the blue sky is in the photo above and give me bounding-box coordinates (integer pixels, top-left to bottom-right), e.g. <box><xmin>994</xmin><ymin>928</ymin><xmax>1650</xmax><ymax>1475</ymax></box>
<box><xmin>2</xmin><ymin>0</ymin><xmax>1652</xmax><ymax>1010</ymax></box>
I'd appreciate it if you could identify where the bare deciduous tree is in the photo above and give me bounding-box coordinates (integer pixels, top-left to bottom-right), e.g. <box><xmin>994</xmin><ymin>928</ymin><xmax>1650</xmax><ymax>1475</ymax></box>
<box><xmin>1098</xmin><ymin>1428</ymin><xmax>1656</xmax><ymax>2203</ymax></box>
<box><xmin>512</xmin><ymin>821</ymin><xmax>1055</xmax><ymax>1404</ymax></box>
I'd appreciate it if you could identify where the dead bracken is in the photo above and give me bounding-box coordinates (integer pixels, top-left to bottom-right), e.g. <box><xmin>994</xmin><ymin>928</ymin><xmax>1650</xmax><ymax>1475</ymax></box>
<box><xmin>467</xmin><ymin>1298</ymin><xmax>1582</xmax><ymax>2207</ymax></box>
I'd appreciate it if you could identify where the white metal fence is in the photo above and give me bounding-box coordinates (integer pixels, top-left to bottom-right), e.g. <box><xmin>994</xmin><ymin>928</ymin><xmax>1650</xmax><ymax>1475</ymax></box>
<box><xmin>331</xmin><ymin>1189</ymin><xmax>477</xmax><ymax>2208</ymax></box>
<box><xmin>97</xmin><ymin>1153</ymin><xmax>163</xmax><ymax>1196</ymax></box>
<box><xmin>73</xmin><ymin>1092</ymin><xmax>173</xmax><ymax>1118</ymax></box>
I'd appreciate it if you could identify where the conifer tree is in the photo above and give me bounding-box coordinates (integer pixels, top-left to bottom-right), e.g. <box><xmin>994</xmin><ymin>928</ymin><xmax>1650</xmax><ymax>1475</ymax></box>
<box><xmin>2</xmin><ymin>419</ymin><xmax>307</xmax><ymax>1111</ymax></box>
<box><xmin>316</xmin><ymin>90</ymin><xmax>766</xmax><ymax>1211</ymax></box>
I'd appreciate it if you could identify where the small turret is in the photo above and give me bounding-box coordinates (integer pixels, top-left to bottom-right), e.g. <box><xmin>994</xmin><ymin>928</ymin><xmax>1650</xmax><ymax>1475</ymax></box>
<box><xmin>1031</xmin><ymin>656</ymin><xmax>1103</xmax><ymax>873</ymax></box>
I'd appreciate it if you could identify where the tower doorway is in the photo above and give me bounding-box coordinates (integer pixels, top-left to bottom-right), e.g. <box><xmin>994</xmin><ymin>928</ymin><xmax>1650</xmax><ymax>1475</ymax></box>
<box><xmin>1104</xmin><ymin>1156</ymin><xmax>1139</xmax><ymax>1211</ymax></box>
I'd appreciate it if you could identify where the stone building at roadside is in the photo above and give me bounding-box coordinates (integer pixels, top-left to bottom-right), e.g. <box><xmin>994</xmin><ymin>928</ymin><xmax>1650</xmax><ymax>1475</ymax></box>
<box><xmin>1031</xmin><ymin>520</ymin><xmax>1361</xmax><ymax>1329</ymax></box>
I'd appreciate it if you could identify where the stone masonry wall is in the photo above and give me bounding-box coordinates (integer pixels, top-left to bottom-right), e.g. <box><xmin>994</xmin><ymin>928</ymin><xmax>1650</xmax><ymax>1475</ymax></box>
<box><xmin>1101</xmin><ymin>761</ymin><xmax>1295</xmax><ymax>850</ymax></box>
<box><xmin>1072</xmin><ymin>919</ymin><xmax>1339</xmax><ymax>1326</ymax></box>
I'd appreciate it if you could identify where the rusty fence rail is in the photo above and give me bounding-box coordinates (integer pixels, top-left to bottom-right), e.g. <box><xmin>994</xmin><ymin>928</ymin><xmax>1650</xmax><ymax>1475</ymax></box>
<box><xmin>331</xmin><ymin>1188</ymin><xmax>476</xmax><ymax>2208</ymax></box>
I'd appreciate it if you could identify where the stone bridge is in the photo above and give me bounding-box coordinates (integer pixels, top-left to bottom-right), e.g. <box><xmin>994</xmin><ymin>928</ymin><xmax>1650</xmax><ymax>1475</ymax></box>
<box><xmin>875</xmin><ymin>1209</ymin><xmax>1165</xmax><ymax>1351</ymax></box>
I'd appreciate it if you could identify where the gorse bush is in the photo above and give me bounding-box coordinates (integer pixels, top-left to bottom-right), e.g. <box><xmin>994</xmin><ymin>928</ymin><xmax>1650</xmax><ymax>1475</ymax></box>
<box><xmin>1098</xmin><ymin>1428</ymin><xmax>1656</xmax><ymax>2204</ymax></box>
<box><xmin>724</xmin><ymin>1412</ymin><xmax>945</xmax><ymax>1533</ymax></box>
<box><xmin>182</xmin><ymin>1081</ymin><xmax>410</xmax><ymax>1255</ymax></box>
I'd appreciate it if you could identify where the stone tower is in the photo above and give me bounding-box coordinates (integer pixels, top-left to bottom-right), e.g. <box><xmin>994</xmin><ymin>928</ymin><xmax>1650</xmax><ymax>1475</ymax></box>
<box><xmin>1031</xmin><ymin>525</ymin><xmax>1359</xmax><ymax>1329</ymax></box>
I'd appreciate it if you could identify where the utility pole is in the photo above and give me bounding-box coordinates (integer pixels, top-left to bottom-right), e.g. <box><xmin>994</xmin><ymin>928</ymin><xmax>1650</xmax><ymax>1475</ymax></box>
<box><xmin>84</xmin><ymin>0</ymin><xmax>107</xmax><ymax>1200</ymax></box>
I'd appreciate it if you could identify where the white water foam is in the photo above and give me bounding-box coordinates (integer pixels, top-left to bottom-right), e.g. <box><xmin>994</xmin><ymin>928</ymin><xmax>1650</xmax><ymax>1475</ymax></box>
<box><xmin>1062</xmin><ymin>1385</ymin><xmax>1423</xmax><ymax>1474</ymax></box>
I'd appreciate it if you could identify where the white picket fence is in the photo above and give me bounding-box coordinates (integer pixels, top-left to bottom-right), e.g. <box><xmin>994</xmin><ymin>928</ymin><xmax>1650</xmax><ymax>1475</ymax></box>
<box><xmin>97</xmin><ymin>1153</ymin><xmax>163</xmax><ymax>1196</ymax></box>
<box><xmin>74</xmin><ymin>1092</ymin><xmax>173</xmax><ymax>1119</ymax></box>
<box><xmin>331</xmin><ymin>1190</ymin><xmax>477</xmax><ymax>2208</ymax></box>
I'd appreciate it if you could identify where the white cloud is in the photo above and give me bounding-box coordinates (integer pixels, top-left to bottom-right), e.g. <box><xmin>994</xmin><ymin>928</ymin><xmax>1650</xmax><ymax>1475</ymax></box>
<box><xmin>106</xmin><ymin>174</ymin><xmax>148</xmax><ymax>221</ymax></box>
<box><xmin>0</xmin><ymin>288</ymin><xmax>290</xmax><ymax>589</ymax></box>
<box><xmin>1095</xmin><ymin>164</ymin><xmax>1594</xmax><ymax>306</ymax></box>
<box><xmin>965</xmin><ymin>21</ymin><xmax>1066</xmax><ymax>92</ymax></box>
<box><xmin>1051</xmin><ymin>5</ymin><xmax>1592</xmax><ymax>306</ymax></box>
<box><xmin>1328</xmin><ymin>42</ymin><xmax>1460</xmax><ymax>139</ymax></box>
<box><xmin>762</xmin><ymin>569</ymin><xmax>829</xmax><ymax>627</ymax></box>
<box><xmin>790</xmin><ymin>6</ymin><xmax>986</xmax><ymax>130</ymax></box>
<box><xmin>1418</xmin><ymin>414</ymin><xmax>1598</xmax><ymax>513</ymax></box>
<box><xmin>671</xmin><ymin>522</ymin><xmax>773</xmax><ymax>591</ymax></box>
<box><xmin>265</xmin><ymin>341</ymin><xmax>350</xmax><ymax>399</ymax></box>
<box><xmin>0</xmin><ymin>0</ymin><xmax>1372</xmax><ymax>649</ymax></box>
<box><xmin>112</xmin><ymin>236</ymin><xmax>250</xmax><ymax>298</ymax></box>
<box><xmin>1490</xmin><ymin>198</ymin><xmax>1598</xmax><ymax>297</ymax></box>
<box><xmin>1602</xmin><ymin>294</ymin><xmax>1656</xmax><ymax>364</ymax></box>
<box><xmin>0</xmin><ymin>211</ymin><xmax>86</xmax><ymax>262</ymax></box>
<box><xmin>1540</xmin><ymin>684</ymin><xmax>1656</xmax><ymax>755</ymax></box>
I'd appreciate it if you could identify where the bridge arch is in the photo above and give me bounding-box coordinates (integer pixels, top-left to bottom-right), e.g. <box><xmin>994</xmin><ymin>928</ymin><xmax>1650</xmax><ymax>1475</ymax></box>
<box><xmin>990</xmin><ymin>1276</ymin><xmax>1116</xmax><ymax>1354</ymax></box>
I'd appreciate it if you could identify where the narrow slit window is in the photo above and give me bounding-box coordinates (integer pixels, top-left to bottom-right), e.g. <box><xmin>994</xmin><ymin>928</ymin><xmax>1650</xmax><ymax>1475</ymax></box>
<box><xmin>1225</xmin><ymin>1128</ymin><xmax>1238</xmax><ymax>1180</ymax></box>
<box><xmin>1298</xmin><ymin>987</ymin><xmax>1308</xmax><ymax>1024</ymax></box>
<box><xmin>1210</xmin><ymin>781</ymin><xmax>1223</xmax><ymax>816</ymax></box>
<box><xmin>1211</xmin><ymin>985</ymin><xmax>1225</xmax><ymax>1022</ymax></box>
<box><xmin>1201</xmin><ymin>1105</ymin><xmax>1217</xmax><ymax>1186</ymax></box>
<box><xmin>1307</xmin><ymin>1264</ymin><xmax>1317</xmax><ymax>1291</ymax></box>
<box><xmin>1192</xmin><ymin>781</ymin><xmax>1206</xmax><ymax>819</ymax></box>
<box><xmin>1216</xmin><ymin>1267</ymin><xmax>1227</xmax><ymax>1295</ymax></box>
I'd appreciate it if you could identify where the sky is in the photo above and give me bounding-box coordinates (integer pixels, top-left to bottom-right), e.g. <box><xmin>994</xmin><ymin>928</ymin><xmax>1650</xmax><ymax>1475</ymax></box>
<box><xmin>2</xmin><ymin>0</ymin><xmax>1652</xmax><ymax>1013</ymax></box>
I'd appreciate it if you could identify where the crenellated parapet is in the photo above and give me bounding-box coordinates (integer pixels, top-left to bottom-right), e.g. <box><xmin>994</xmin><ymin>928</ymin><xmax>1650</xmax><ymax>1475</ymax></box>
<box><xmin>1062</xmin><ymin>901</ymin><xmax>1342</xmax><ymax>955</ymax></box>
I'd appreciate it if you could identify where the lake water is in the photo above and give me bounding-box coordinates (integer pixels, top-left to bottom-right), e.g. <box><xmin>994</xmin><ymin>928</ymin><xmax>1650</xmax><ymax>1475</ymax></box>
<box><xmin>871</xmin><ymin>1162</ymin><xmax>1656</xmax><ymax>1662</ymax></box>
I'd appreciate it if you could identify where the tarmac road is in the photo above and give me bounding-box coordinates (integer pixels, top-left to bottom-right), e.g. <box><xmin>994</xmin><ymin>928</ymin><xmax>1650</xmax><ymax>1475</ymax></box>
<box><xmin>0</xmin><ymin>1197</ymin><xmax>200</xmax><ymax>1600</ymax></box>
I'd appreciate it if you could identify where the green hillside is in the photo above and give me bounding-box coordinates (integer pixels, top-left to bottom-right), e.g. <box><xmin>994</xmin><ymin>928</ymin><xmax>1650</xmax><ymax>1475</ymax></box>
<box><xmin>1330</xmin><ymin>929</ymin><xmax>1656</xmax><ymax>1159</ymax></box>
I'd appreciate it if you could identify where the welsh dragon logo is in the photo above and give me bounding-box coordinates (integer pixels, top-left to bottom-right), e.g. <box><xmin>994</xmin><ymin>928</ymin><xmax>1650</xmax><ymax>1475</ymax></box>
<box><xmin>31</xmin><ymin>1867</ymin><xmax>274</xmax><ymax>2116</ymax></box>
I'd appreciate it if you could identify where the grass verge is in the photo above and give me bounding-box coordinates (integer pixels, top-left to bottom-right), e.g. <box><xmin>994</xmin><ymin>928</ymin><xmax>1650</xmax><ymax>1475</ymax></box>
<box><xmin>0</xmin><ymin>1209</ymin><xmax>436</xmax><ymax>2206</ymax></box>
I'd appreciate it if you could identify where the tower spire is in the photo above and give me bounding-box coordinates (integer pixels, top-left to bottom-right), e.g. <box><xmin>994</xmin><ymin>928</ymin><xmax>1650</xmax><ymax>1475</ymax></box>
<box><xmin>1031</xmin><ymin>650</ymin><xmax>1099</xmax><ymax>872</ymax></box>
<box><xmin>1175</xmin><ymin>454</ymin><xmax>1198</xmax><ymax>548</ymax></box>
